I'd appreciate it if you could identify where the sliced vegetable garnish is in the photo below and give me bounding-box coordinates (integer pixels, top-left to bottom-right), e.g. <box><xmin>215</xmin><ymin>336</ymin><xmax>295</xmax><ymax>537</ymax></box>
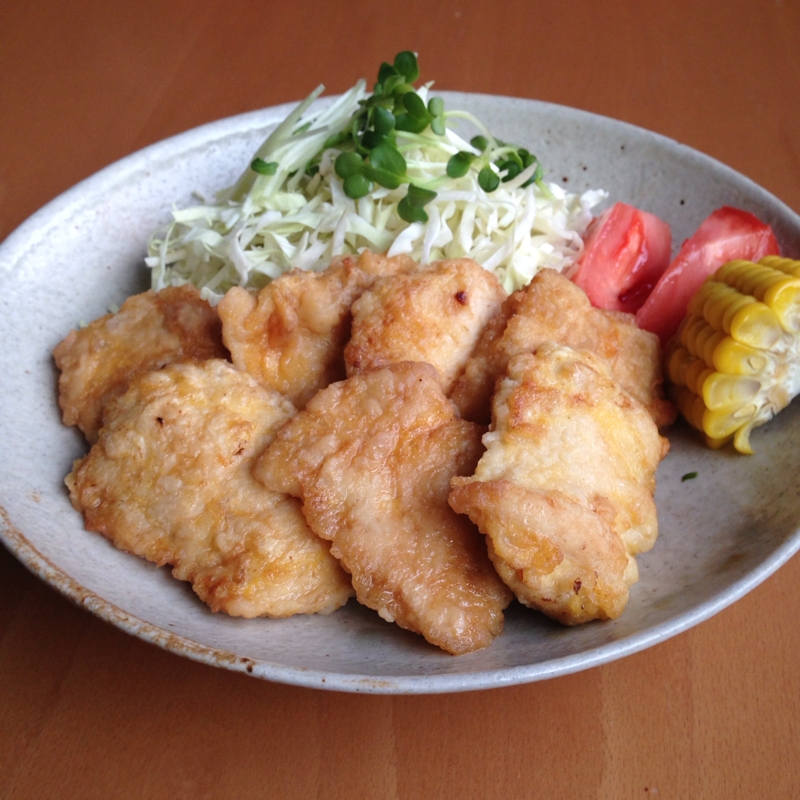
<box><xmin>569</xmin><ymin>202</ymin><xmax>672</xmax><ymax>314</ymax></box>
<box><xmin>146</xmin><ymin>52</ymin><xmax>605</xmax><ymax>302</ymax></box>
<box><xmin>636</xmin><ymin>207</ymin><xmax>780</xmax><ymax>345</ymax></box>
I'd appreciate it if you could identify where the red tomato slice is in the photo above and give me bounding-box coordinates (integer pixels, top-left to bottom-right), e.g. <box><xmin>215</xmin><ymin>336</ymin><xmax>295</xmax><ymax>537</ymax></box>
<box><xmin>570</xmin><ymin>202</ymin><xmax>672</xmax><ymax>314</ymax></box>
<box><xmin>635</xmin><ymin>207</ymin><xmax>780</xmax><ymax>346</ymax></box>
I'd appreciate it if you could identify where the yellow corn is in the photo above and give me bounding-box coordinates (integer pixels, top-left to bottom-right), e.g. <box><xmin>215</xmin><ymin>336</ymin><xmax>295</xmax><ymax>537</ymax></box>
<box><xmin>667</xmin><ymin>256</ymin><xmax>800</xmax><ymax>454</ymax></box>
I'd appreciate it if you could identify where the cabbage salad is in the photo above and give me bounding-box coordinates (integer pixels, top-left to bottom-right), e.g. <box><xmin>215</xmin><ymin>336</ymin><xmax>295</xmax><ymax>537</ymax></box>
<box><xmin>146</xmin><ymin>52</ymin><xmax>606</xmax><ymax>303</ymax></box>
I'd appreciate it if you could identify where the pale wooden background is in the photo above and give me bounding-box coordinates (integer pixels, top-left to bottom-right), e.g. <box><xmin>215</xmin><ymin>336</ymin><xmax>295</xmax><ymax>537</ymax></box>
<box><xmin>2</xmin><ymin>1</ymin><xmax>800</xmax><ymax>797</ymax></box>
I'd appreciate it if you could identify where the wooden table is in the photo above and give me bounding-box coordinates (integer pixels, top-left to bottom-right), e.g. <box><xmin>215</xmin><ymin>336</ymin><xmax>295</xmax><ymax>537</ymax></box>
<box><xmin>2</xmin><ymin>1</ymin><xmax>799</xmax><ymax>796</ymax></box>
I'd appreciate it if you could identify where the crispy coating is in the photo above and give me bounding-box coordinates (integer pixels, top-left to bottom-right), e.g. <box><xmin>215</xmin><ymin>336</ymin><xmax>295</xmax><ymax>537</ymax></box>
<box><xmin>450</xmin><ymin>344</ymin><xmax>668</xmax><ymax>624</ymax></box>
<box><xmin>450</xmin><ymin>268</ymin><xmax>675</xmax><ymax>428</ymax></box>
<box><xmin>344</xmin><ymin>258</ymin><xmax>507</xmax><ymax>393</ymax></box>
<box><xmin>66</xmin><ymin>360</ymin><xmax>353</xmax><ymax>618</ymax></box>
<box><xmin>54</xmin><ymin>285</ymin><xmax>228</xmax><ymax>443</ymax></box>
<box><xmin>218</xmin><ymin>251</ymin><xmax>417</xmax><ymax>408</ymax></box>
<box><xmin>254</xmin><ymin>362</ymin><xmax>512</xmax><ymax>655</ymax></box>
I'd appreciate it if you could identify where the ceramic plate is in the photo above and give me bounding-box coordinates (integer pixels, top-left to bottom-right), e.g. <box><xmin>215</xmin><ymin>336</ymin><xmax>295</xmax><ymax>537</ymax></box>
<box><xmin>2</xmin><ymin>93</ymin><xmax>800</xmax><ymax>694</ymax></box>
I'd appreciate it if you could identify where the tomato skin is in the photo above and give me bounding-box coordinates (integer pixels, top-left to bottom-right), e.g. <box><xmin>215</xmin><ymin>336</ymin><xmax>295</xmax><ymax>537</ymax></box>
<box><xmin>634</xmin><ymin>207</ymin><xmax>780</xmax><ymax>346</ymax></box>
<box><xmin>570</xmin><ymin>202</ymin><xmax>672</xmax><ymax>314</ymax></box>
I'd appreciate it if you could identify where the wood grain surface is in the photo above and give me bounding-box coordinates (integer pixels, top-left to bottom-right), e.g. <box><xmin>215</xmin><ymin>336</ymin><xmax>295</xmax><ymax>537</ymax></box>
<box><xmin>2</xmin><ymin>1</ymin><xmax>799</xmax><ymax>797</ymax></box>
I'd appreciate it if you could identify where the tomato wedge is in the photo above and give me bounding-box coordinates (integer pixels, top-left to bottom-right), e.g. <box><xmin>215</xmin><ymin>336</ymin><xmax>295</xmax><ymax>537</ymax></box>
<box><xmin>635</xmin><ymin>207</ymin><xmax>780</xmax><ymax>345</ymax></box>
<box><xmin>570</xmin><ymin>202</ymin><xmax>672</xmax><ymax>314</ymax></box>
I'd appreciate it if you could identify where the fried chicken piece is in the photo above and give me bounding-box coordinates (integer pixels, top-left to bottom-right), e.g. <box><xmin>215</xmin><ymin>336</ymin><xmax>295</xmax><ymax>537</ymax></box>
<box><xmin>254</xmin><ymin>362</ymin><xmax>513</xmax><ymax>655</ymax></box>
<box><xmin>54</xmin><ymin>285</ymin><xmax>228</xmax><ymax>443</ymax></box>
<box><xmin>449</xmin><ymin>268</ymin><xmax>675</xmax><ymax>428</ymax></box>
<box><xmin>218</xmin><ymin>250</ymin><xmax>417</xmax><ymax>408</ymax></box>
<box><xmin>450</xmin><ymin>344</ymin><xmax>668</xmax><ymax>624</ymax></box>
<box><xmin>344</xmin><ymin>258</ymin><xmax>507</xmax><ymax>393</ymax></box>
<box><xmin>66</xmin><ymin>360</ymin><xmax>353</xmax><ymax>618</ymax></box>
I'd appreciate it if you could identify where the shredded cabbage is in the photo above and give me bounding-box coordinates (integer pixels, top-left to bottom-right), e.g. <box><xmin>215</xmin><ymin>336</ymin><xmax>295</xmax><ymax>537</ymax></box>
<box><xmin>146</xmin><ymin>77</ymin><xmax>606</xmax><ymax>304</ymax></box>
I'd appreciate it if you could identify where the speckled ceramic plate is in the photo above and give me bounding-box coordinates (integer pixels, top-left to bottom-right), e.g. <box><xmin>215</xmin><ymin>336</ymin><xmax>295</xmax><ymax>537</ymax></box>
<box><xmin>2</xmin><ymin>93</ymin><xmax>800</xmax><ymax>694</ymax></box>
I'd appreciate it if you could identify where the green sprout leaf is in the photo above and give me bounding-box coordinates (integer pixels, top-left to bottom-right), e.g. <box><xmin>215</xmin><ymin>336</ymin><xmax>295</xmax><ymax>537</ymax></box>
<box><xmin>406</xmin><ymin>183</ymin><xmax>437</xmax><ymax>207</ymax></box>
<box><xmin>681</xmin><ymin>472</ymin><xmax>699</xmax><ymax>482</ymax></box>
<box><xmin>478</xmin><ymin>166</ymin><xmax>500</xmax><ymax>193</ymax></box>
<box><xmin>378</xmin><ymin>61</ymin><xmax>397</xmax><ymax>84</ymax></box>
<box><xmin>373</xmin><ymin>106</ymin><xmax>396</xmax><ymax>135</ymax></box>
<box><xmin>397</xmin><ymin>183</ymin><xmax>436</xmax><ymax>223</ymax></box>
<box><xmin>368</xmin><ymin>144</ymin><xmax>407</xmax><ymax>176</ymax></box>
<box><xmin>394</xmin><ymin>90</ymin><xmax>433</xmax><ymax>132</ymax></box>
<box><xmin>471</xmin><ymin>135</ymin><xmax>489</xmax><ymax>152</ymax></box>
<box><xmin>391</xmin><ymin>82</ymin><xmax>416</xmax><ymax>101</ymax></box>
<box><xmin>382</xmin><ymin>74</ymin><xmax>406</xmax><ymax>96</ymax></box>
<box><xmin>361</xmin><ymin>130</ymin><xmax>394</xmax><ymax>149</ymax></box>
<box><xmin>446</xmin><ymin>151</ymin><xmax>475</xmax><ymax>178</ymax></box>
<box><xmin>425</xmin><ymin>96</ymin><xmax>446</xmax><ymax>136</ymax></box>
<box><xmin>394</xmin><ymin>51</ymin><xmax>420</xmax><ymax>83</ymax></box>
<box><xmin>402</xmin><ymin>91</ymin><xmax>429</xmax><ymax>119</ymax></box>
<box><xmin>334</xmin><ymin>151</ymin><xmax>364</xmax><ymax>179</ymax></box>
<box><xmin>397</xmin><ymin>196</ymin><xmax>429</xmax><ymax>223</ymax></box>
<box><xmin>343</xmin><ymin>172</ymin><xmax>372</xmax><ymax>199</ymax></box>
<box><xmin>251</xmin><ymin>158</ymin><xmax>278</xmax><ymax>175</ymax></box>
<box><xmin>363</xmin><ymin>165</ymin><xmax>402</xmax><ymax>190</ymax></box>
<box><xmin>498</xmin><ymin>159</ymin><xmax>522</xmax><ymax>182</ymax></box>
<box><xmin>428</xmin><ymin>97</ymin><xmax>444</xmax><ymax>118</ymax></box>
<box><xmin>394</xmin><ymin>113</ymin><xmax>431</xmax><ymax>134</ymax></box>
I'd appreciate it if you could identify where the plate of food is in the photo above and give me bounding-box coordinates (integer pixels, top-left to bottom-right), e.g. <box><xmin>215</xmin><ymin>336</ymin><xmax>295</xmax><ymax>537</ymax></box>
<box><xmin>2</xmin><ymin>53</ymin><xmax>800</xmax><ymax>693</ymax></box>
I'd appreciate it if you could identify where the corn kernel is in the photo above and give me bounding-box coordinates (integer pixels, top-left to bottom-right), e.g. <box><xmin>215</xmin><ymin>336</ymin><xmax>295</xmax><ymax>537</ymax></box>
<box><xmin>702</xmin><ymin>372</ymin><xmax>761</xmax><ymax>411</ymax></box>
<box><xmin>728</xmin><ymin>302</ymin><xmax>782</xmax><ymax>349</ymax></box>
<box><xmin>703</xmin><ymin>407</ymin><xmax>750</xmax><ymax>439</ymax></box>
<box><xmin>712</xmin><ymin>338</ymin><xmax>770</xmax><ymax>376</ymax></box>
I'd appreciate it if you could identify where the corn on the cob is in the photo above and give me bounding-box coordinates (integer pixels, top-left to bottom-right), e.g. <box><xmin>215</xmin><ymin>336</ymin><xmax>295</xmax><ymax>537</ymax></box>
<box><xmin>666</xmin><ymin>256</ymin><xmax>800</xmax><ymax>454</ymax></box>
